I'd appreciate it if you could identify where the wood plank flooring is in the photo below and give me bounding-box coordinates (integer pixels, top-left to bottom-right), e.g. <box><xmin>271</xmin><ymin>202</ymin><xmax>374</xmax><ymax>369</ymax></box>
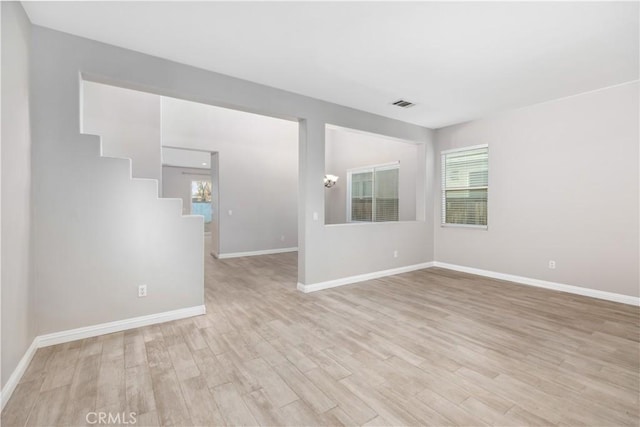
<box><xmin>2</xmin><ymin>250</ymin><xmax>639</xmax><ymax>426</ymax></box>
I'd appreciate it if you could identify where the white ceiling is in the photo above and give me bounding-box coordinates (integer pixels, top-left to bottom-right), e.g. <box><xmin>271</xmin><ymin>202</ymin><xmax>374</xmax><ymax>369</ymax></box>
<box><xmin>23</xmin><ymin>1</ymin><xmax>639</xmax><ymax>129</ymax></box>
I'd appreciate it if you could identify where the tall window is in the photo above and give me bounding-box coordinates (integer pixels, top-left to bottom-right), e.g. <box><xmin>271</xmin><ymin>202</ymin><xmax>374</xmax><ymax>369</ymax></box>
<box><xmin>441</xmin><ymin>145</ymin><xmax>488</xmax><ymax>227</ymax></box>
<box><xmin>348</xmin><ymin>162</ymin><xmax>399</xmax><ymax>222</ymax></box>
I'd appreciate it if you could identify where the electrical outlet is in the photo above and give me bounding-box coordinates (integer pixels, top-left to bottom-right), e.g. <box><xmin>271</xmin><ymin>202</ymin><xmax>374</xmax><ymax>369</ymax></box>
<box><xmin>393</xmin><ymin>250</ymin><xmax>399</xmax><ymax>258</ymax></box>
<box><xmin>138</xmin><ymin>284</ymin><xmax>147</xmax><ymax>297</ymax></box>
<box><xmin>228</xmin><ymin>210</ymin><xmax>233</xmax><ymax>216</ymax></box>
<box><xmin>280</xmin><ymin>235</ymin><xmax>285</xmax><ymax>242</ymax></box>
<box><xmin>313</xmin><ymin>212</ymin><xmax>319</xmax><ymax>221</ymax></box>
<box><xmin>548</xmin><ymin>260</ymin><xmax>556</xmax><ymax>269</ymax></box>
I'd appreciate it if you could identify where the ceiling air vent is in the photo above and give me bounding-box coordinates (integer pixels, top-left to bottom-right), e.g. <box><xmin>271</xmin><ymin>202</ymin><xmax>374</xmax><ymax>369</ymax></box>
<box><xmin>392</xmin><ymin>99</ymin><xmax>416</xmax><ymax>108</ymax></box>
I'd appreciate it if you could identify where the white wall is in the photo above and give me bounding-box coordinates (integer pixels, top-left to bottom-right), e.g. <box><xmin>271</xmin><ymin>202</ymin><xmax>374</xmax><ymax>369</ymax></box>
<box><xmin>325</xmin><ymin>126</ymin><xmax>418</xmax><ymax>224</ymax></box>
<box><xmin>31</xmin><ymin>25</ymin><xmax>432</xmax><ymax>293</ymax></box>
<box><xmin>434</xmin><ymin>82</ymin><xmax>639</xmax><ymax>298</ymax></box>
<box><xmin>82</xmin><ymin>80</ymin><xmax>162</xmax><ymax>190</ymax></box>
<box><xmin>161</xmin><ymin>97</ymin><xmax>299</xmax><ymax>255</ymax></box>
<box><xmin>1</xmin><ymin>1</ymin><xmax>35</xmax><ymax>389</ymax></box>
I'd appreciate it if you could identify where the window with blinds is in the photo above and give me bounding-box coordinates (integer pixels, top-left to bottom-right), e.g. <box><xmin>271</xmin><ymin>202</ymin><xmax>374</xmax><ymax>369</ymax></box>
<box><xmin>348</xmin><ymin>163</ymin><xmax>399</xmax><ymax>222</ymax></box>
<box><xmin>441</xmin><ymin>145</ymin><xmax>488</xmax><ymax>227</ymax></box>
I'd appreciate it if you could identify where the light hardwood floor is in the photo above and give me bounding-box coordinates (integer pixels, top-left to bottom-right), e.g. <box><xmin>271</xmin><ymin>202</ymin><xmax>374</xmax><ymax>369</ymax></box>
<box><xmin>2</xmin><ymin>250</ymin><xmax>639</xmax><ymax>426</ymax></box>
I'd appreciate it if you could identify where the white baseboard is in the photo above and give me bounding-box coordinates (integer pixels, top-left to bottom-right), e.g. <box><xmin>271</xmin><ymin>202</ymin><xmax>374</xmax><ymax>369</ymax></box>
<box><xmin>218</xmin><ymin>247</ymin><xmax>298</xmax><ymax>259</ymax></box>
<box><xmin>298</xmin><ymin>262</ymin><xmax>435</xmax><ymax>293</ymax></box>
<box><xmin>38</xmin><ymin>305</ymin><xmax>206</xmax><ymax>347</ymax></box>
<box><xmin>433</xmin><ymin>262</ymin><xmax>639</xmax><ymax>306</ymax></box>
<box><xmin>297</xmin><ymin>259</ymin><xmax>639</xmax><ymax>306</ymax></box>
<box><xmin>1</xmin><ymin>339</ymin><xmax>38</xmax><ymax>411</ymax></box>
<box><xmin>0</xmin><ymin>305</ymin><xmax>205</xmax><ymax>409</ymax></box>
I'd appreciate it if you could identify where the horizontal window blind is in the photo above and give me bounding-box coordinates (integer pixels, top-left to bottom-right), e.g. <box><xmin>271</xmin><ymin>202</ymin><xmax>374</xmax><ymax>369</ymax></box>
<box><xmin>375</xmin><ymin>167</ymin><xmax>399</xmax><ymax>222</ymax></box>
<box><xmin>350</xmin><ymin>171</ymin><xmax>373</xmax><ymax>222</ymax></box>
<box><xmin>348</xmin><ymin>163</ymin><xmax>399</xmax><ymax>222</ymax></box>
<box><xmin>442</xmin><ymin>146</ymin><xmax>488</xmax><ymax>226</ymax></box>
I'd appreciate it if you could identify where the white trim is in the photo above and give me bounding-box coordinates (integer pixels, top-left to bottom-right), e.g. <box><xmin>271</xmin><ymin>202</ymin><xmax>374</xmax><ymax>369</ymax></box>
<box><xmin>440</xmin><ymin>223</ymin><xmax>488</xmax><ymax>230</ymax></box>
<box><xmin>440</xmin><ymin>143</ymin><xmax>488</xmax><ymax>155</ymax></box>
<box><xmin>298</xmin><ymin>262</ymin><xmax>435</xmax><ymax>293</ymax></box>
<box><xmin>441</xmin><ymin>145</ymin><xmax>489</xmax><ymax>228</ymax></box>
<box><xmin>1</xmin><ymin>304</ymin><xmax>206</xmax><ymax>409</ymax></box>
<box><xmin>433</xmin><ymin>262</ymin><xmax>639</xmax><ymax>306</ymax></box>
<box><xmin>325</xmin><ymin>123</ymin><xmax>421</xmax><ymax>145</ymax></box>
<box><xmin>297</xmin><ymin>259</ymin><xmax>639</xmax><ymax>305</ymax></box>
<box><xmin>1</xmin><ymin>339</ymin><xmax>38</xmax><ymax>410</ymax></box>
<box><xmin>217</xmin><ymin>247</ymin><xmax>298</xmax><ymax>259</ymax></box>
<box><xmin>325</xmin><ymin>220</ymin><xmax>424</xmax><ymax>228</ymax></box>
<box><xmin>38</xmin><ymin>305</ymin><xmax>206</xmax><ymax>347</ymax></box>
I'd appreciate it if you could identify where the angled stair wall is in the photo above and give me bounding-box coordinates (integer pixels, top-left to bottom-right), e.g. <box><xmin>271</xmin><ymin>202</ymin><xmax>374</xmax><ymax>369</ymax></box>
<box><xmin>31</xmin><ymin>131</ymin><xmax>204</xmax><ymax>335</ymax></box>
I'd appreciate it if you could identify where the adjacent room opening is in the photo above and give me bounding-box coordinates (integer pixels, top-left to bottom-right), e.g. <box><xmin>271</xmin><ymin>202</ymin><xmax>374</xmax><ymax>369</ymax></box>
<box><xmin>161</xmin><ymin>146</ymin><xmax>216</xmax><ymax>240</ymax></box>
<box><xmin>324</xmin><ymin>124</ymin><xmax>420</xmax><ymax>225</ymax></box>
<box><xmin>81</xmin><ymin>79</ymin><xmax>299</xmax><ymax>279</ymax></box>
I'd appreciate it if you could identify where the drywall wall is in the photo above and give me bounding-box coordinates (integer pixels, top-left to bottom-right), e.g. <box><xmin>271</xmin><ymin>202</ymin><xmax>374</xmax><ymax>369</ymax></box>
<box><xmin>30</xmin><ymin>25</ymin><xmax>432</xmax><ymax>294</ymax></box>
<box><xmin>434</xmin><ymin>82</ymin><xmax>640</xmax><ymax>297</ymax></box>
<box><xmin>325</xmin><ymin>126</ymin><xmax>418</xmax><ymax>224</ymax></box>
<box><xmin>1</xmin><ymin>1</ymin><xmax>35</xmax><ymax>388</ymax></box>
<box><xmin>31</xmin><ymin>29</ymin><xmax>204</xmax><ymax>334</ymax></box>
<box><xmin>82</xmin><ymin>80</ymin><xmax>162</xmax><ymax>189</ymax></box>
<box><xmin>161</xmin><ymin>97</ymin><xmax>299</xmax><ymax>255</ymax></box>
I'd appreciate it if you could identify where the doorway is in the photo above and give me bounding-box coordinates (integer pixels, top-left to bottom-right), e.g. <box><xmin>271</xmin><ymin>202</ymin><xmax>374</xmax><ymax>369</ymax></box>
<box><xmin>82</xmin><ymin>79</ymin><xmax>299</xmax><ymax>284</ymax></box>
<box><xmin>161</xmin><ymin>147</ymin><xmax>220</xmax><ymax>257</ymax></box>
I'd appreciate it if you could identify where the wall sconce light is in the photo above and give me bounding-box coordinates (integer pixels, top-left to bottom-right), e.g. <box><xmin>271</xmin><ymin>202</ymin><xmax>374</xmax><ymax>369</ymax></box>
<box><xmin>324</xmin><ymin>174</ymin><xmax>339</xmax><ymax>188</ymax></box>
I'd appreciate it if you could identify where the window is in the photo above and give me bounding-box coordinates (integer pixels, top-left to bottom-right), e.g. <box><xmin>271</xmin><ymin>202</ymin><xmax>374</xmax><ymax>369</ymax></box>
<box><xmin>347</xmin><ymin>162</ymin><xmax>399</xmax><ymax>222</ymax></box>
<box><xmin>441</xmin><ymin>145</ymin><xmax>488</xmax><ymax>228</ymax></box>
<box><xmin>191</xmin><ymin>180</ymin><xmax>212</xmax><ymax>232</ymax></box>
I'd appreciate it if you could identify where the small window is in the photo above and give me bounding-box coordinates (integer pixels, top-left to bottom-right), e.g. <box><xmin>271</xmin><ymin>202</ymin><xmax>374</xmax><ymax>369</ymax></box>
<box><xmin>347</xmin><ymin>162</ymin><xmax>399</xmax><ymax>222</ymax></box>
<box><xmin>441</xmin><ymin>145</ymin><xmax>488</xmax><ymax>228</ymax></box>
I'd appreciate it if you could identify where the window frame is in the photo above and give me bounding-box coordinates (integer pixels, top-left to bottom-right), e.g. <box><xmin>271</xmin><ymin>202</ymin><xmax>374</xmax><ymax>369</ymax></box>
<box><xmin>346</xmin><ymin>161</ymin><xmax>400</xmax><ymax>223</ymax></box>
<box><xmin>441</xmin><ymin>144</ymin><xmax>489</xmax><ymax>230</ymax></box>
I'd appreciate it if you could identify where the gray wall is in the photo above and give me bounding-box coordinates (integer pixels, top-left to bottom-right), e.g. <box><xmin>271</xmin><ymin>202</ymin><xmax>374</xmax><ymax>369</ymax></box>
<box><xmin>82</xmin><ymin>80</ymin><xmax>162</xmax><ymax>189</ymax></box>
<box><xmin>30</xmin><ymin>25</ymin><xmax>433</xmax><ymax>294</ymax></box>
<box><xmin>161</xmin><ymin>97</ymin><xmax>299</xmax><ymax>255</ymax></box>
<box><xmin>434</xmin><ymin>82</ymin><xmax>640</xmax><ymax>297</ymax></box>
<box><xmin>31</xmin><ymin>28</ymin><xmax>204</xmax><ymax>335</ymax></box>
<box><xmin>1</xmin><ymin>1</ymin><xmax>35</xmax><ymax>389</ymax></box>
<box><xmin>325</xmin><ymin>126</ymin><xmax>418</xmax><ymax>224</ymax></box>
<box><xmin>1</xmin><ymin>2</ymin><xmax>35</xmax><ymax>387</ymax></box>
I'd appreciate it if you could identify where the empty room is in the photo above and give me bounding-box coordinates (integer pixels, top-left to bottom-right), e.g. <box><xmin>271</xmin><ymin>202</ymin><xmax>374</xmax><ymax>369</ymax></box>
<box><xmin>1</xmin><ymin>1</ymin><xmax>638</xmax><ymax>427</ymax></box>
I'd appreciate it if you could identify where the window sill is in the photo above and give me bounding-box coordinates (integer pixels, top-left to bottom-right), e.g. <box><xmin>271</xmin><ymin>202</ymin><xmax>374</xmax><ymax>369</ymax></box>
<box><xmin>325</xmin><ymin>220</ymin><xmax>425</xmax><ymax>227</ymax></box>
<box><xmin>441</xmin><ymin>223</ymin><xmax>488</xmax><ymax>230</ymax></box>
